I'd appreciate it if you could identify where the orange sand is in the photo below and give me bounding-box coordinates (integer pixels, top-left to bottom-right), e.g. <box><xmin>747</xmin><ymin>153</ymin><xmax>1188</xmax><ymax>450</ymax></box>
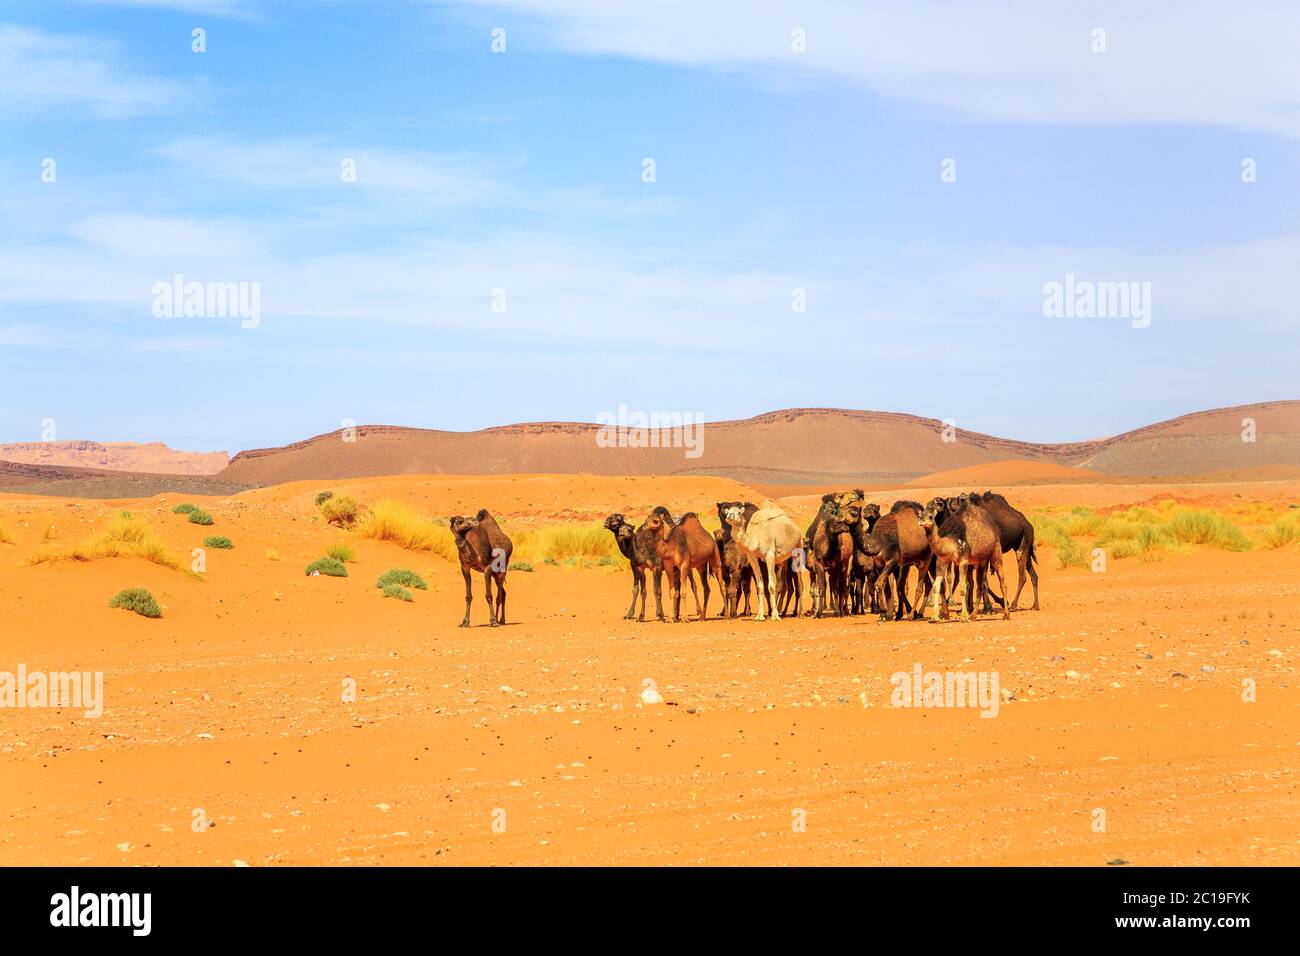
<box><xmin>0</xmin><ymin>474</ymin><xmax>1297</xmax><ymax>865</ymax></box>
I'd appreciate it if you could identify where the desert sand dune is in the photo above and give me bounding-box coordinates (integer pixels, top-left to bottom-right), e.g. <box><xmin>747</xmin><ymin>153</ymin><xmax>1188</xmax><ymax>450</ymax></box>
<box><xmin>1</xmin><ymin>473</ymin><xmax>1297</xmax><ymax>866</ymax></box>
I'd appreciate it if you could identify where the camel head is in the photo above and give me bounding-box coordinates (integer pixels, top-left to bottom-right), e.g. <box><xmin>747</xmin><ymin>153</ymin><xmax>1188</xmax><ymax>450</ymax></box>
<box><xmin>832</xmin><ymin>490</ymin><xmax>865</xmax><ymax>525</ymax></box>
<box><xmin>643</xmin><ymin>511</ymin><xmax>673</xmax><ymax>542</ymax></box>
<box><xmin>719</xmin><ymin>502</ymin><xmax>746</xmax><ymax>531</ymax></box>
<box><xmin>603</xmin><ymin>513</ymin><xmax>626</xmax><ymax>533</ymax></box>
<box><xmin>862</xmin><ymin>502</ymin><xmax>881</xmax><ymax>525</ymax></box>
<box><xmin>448</xmin><ymin>515</ymin><xmax>479</xmax><ymax>540</ymax></box>
<box><xmin>919</xmin><ymin>500</ymin><xmax>943</xmax><ymax>531</ymax></box>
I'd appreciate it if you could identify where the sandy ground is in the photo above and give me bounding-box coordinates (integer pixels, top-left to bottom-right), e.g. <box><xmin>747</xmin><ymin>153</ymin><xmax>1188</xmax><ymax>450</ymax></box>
<box><xmin>0</xmin><ymin>473</ymin><xmax>1297</xmax><ymax>866</ymax></box>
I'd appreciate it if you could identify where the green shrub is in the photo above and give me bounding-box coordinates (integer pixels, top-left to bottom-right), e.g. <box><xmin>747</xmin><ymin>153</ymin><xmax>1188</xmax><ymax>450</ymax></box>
<box><xmin>108</xmin><ymin>587</ymin><xmax>162</xmax><ymax>618</ymax></box>
<box><xmin>203</xmin><ymin>536</ymin><xmax>233</xmax><ymax>549</ymax></box>
<box><xmin>315</xmin><ymin>491</ymin><xmax>335</xmax><ymax>507</ymax></box>
<box><xmin>381</xmin><ymin>583</ymin><xmax>413</xmax><ymax>602</ymax></box>
<box><xmin>325</xmin><ymin>541</ymin><xmax>356</xmax><ymax>562</ymax></box>
<box><xmin>305</xmin><ymin>556</ymin><xmax>348</xmax><ymax>577</ymax></box>
<box><xmin>1162</xmin><ymin>510</ymin><xmax>1251</xmax><ymax>551</ymax></box>
<box><xmin>377</xmin><ymin>568</ymin><xmax>427</xmax><ymax>590</ymax></box>
<box><xmin>188</xmin><ymin>509</ymin><xmax>214</xmax><ymax>526</ymax></box>
<box><xmin>172</xmin><ymin>503</ymin><xmax>197</xmax><ymax>515</ymax></box>
<box><xmin>509</xmin><ymin>561</ymin><xmax>534</xmax><ymax>572</ymax></box>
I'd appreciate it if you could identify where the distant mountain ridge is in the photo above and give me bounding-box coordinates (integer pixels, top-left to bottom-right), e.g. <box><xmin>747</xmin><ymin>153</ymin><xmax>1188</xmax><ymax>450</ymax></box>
<box><xmin>0</xmin><ymin>440</ymin><xmax>228</xmax><ymax>476</ymax></box>
<box><xmin>216</xmin><ymin>401</ymin><xmax>1300</xmax><ymax>486</ymax></box>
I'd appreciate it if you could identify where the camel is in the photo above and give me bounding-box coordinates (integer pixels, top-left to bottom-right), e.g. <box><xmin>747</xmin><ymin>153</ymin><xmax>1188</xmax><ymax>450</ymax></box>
<box><xmin>862</xmin><ymin>500</ymin><xmax>932</xmax><ymax>621</ymax></box>
<box><xmin>846</xmin><ymin>501</ymin><xmax>882</xmax><ymax>613</ymax></box>
<box><xmin>642</xmin><ymin>511</ymin><xmax>722</xmax><ymax>621</ymax></box>
<box><xmin>807</xmin><ymin>490</ymin><xmax>863</xmax><ymax>617</ymax></box>
<box><xmin>626</xmin><ymin>507</ymin><xmax>677</xmax><ymax>622</ymax></box>
<box><xmin>719</xmin><ymin>499</ymin><xmax>804</xmax><ymax>621</ymax></box>
<box><xmin>920</xmin><ymin>498</ymin><xmax>1009</xmax><ymax>621</ymax></box>
<box><xmin>805</xmin><ymin>494</ymin><xmax>841</xmax><ymax>618</ymax></box>
<box><xmin>978</xmin><ymin>490</ymin><xmax>1040</xmax><ymax>611</ymax></box>
<box><xmin>713</xmin><ymin>528</ymin><xmax>755</xmax><ymax>619</ymax></box>
<box><xmin>604</xmin><ymin>513</ymin><xmax>648</xmax><ymax>620</ymax></box>
<box><xmin>449</xmin><ymin>509</ymin><xmax>512</xmax><ymax>627</ymax></box>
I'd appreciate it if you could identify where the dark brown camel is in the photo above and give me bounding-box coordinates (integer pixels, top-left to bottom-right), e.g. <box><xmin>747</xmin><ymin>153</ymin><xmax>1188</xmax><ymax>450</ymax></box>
<box><xmin>642</xmin><ymin>510</ymin><xmax>722</xmax><ymax>622</ymax></box>
<box><xmin>978</xmin><ymin>490</ymin><xmax>1040</xmax><ymax>611</ymax></box>
<box><xmin>862</xmin><ymin>500</ymin><xmax>932</xmax><ymax>620</ymax></box>
<box><xmin>449</xmin><ymin>509</ymin><xmax>512</xmax><ymax>627</ymax></box>
<box><xmin>847</xmin><ymin>501</ymin><xmax>882</xmax><ymax>613</ymax></box>
<box><xmin>714</xmin><ymin>528</ymin><xmax>755</xmax><ymax>618</ymax></box>
<box><xmin>604</xmin><ymin>513</ymin><xmax>647</xmax><ymax>620</ymax></box>
<box><xmin>626</xmin><ymin>506</ymin><xmax>675</xmax><ymax>622</ymax></box>
<box><xmin>920</xmin><ymin>497</ymin><xmax>1010</xmax><ymax>621</ymax></box>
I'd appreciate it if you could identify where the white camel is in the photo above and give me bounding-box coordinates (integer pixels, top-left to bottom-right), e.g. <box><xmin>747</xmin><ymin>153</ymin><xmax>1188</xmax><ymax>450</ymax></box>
<box><xmin>721</xmin><ymin>500</ymin><xmax>805</xmax><ymax>621</ymax></box>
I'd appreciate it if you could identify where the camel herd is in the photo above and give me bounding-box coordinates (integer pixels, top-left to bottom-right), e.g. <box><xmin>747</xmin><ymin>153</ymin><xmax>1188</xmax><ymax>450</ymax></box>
<box><xmin>605</xmin><ymin>491</ymin><xmax>1039</xmax><ymax>624</ymax></box>
<box><xmin>448</xmin><ymin>491</ymin><xmax>1039</xmax><ymax>628</ymax></box>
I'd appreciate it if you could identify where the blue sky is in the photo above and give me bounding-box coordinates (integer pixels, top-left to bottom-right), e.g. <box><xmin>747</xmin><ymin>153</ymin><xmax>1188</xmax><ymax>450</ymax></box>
<box><xmin>1</xmin><ymin>0</ymin><xmax>1297</xmax><ymax>453</ymax></box>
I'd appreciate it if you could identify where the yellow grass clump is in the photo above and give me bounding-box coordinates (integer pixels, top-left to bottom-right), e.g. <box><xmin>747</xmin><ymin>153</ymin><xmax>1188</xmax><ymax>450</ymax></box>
<box><xmin>25</xmin><ymin>514</ymin><xmax>188</xmax><ymax>574</ymax></box>
<box><xmin>355</xmin><ymin>500</ymin><xmax>455</xmax><ymax>558</ymax></box>
<box><xmin>513</xmin><ymin>523</ymin><xmax>620</xmax><ymax>567</ymax></box>
<box><xmin>1034</xmin><ymin>504</ymin><xmax>1253</xmax><ymax>566</ymax></box>
<box><xmin>0</xmin><ymin>521</ymin><xmax>15</xmax><ymax>545</ymax></box>
<box><xmin>1261</xmin><ymin>516</ymin><xmax>1300</xmax><ymax>549</ymax></box>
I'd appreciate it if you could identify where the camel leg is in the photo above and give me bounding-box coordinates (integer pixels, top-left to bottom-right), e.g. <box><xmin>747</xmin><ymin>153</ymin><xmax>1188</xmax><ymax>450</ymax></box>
<box><xmin>495</xmin><ymin>571</ymin><xmax>507</xmax><ymax>625</ymax></box>
<box><xmin>748</xmin><ymin>556</ymin><xmax>767</xmax><ymax>621</ymax></box>
<box><xmin>909</xmin><ymin>563</ymin><xmax>926</xmax><ymax>620</ymax></box>
<box><xmin>1028</xmin><ymin>549</ymin><xmax>1040</xmax><ymax>610</ymax></box>
<box><xmin>688</xmin><ymin>567</ymin><xmax>703</xmax><ymax>620</ymax></box>
<box><xmin>483</xmin><ymin>569</ymin><xmax>497</xmax><ymax>627</ymax></box>
<box><xmin>637</xmin><ymin>566</ymin><xmax>649</xmax><ymax>621</ymax></box>
<box><xmin>653</xmin><ymin>568</ymin><xmax>665</xmax><ymax>621</ymax></box>
<box><xmin>670</xmin><ymin>567</ymin><xmax>682</xmax><ymax>622</ymax></box>
<box><xmin>765</xmin><ymin>549</ymin><xmax>782</xmax><ymax>620</ymax></box>
<box><xmin>459</xmin><ymin>567</ymin><xmax>473</xmax><ymax>627</ymax></box>
<box><xmin>893</xmin><ymin>564</ymin><xmax>906</xmax><ymax>621</ymax></box>
<box><xmin>992</xmin><ymin>557</ymin><xmax>1011</xmax><ymax>621</ymax></box>
<box><xmin>626</xmin><ymin>567</ymin><xmax>641</xmax><ymax>620</ymax></box>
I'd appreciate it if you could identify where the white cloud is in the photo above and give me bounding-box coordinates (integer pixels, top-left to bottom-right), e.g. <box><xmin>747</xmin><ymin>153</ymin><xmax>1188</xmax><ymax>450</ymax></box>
<box><xmin>447</xmin><ymin>0</ymin><xmax>1300</xmax><ymax>138</ymax></box>
<box><xmin>0</xmin><ymin>23</ymin><xmax>193</xmax><ymax>118</ymax></box>
<box><xmin>156</xmin><ymin>137</ymin><xmax>513</xmax><ymax>202</ymax></box>
<box><xmin>72</xmin><ymin>214</ymin><xmax>265</xmax><ymax>258</ymax></box>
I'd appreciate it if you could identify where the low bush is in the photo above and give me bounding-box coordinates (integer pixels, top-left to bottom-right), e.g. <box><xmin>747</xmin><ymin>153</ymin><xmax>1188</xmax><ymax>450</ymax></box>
<box><xmin>305</xmin><ymin>556</ymin><xmax>348</xmax><ymax>577</ymax></box>
<box><xmin>203</xmin><ymin>536</ymin><xmax>233</xmax><ymax>549</ymax></box>
<box><xmin>376</xmin><ymin>568</ymin><xmax>427</xmax><ymax>590</ymax></box>
<box><xmin>381</xmin><ymin>584</ymin><xmax>413</xmax><ymax>602</ymax></box>
<box><xmin>108</xmin><ymin>587</ymin><xmax>162</xmax><ymax>618</ymax></box>
<box><xmin>321</xmin><ymin>496</ymin><xmax>363</xmax><ymax>528</ymax></box>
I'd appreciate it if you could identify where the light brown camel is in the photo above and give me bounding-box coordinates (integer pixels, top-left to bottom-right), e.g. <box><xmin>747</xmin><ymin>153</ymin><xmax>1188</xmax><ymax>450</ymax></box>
<box><xmin>720</xmin><ymin>500</ymin><xmax>805</xmax><ymax>621</ymax></box>
<box><xmin>643</xmin><ymin>511</ymin><xmax>722</xmax><ymax>621</ymax></box>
